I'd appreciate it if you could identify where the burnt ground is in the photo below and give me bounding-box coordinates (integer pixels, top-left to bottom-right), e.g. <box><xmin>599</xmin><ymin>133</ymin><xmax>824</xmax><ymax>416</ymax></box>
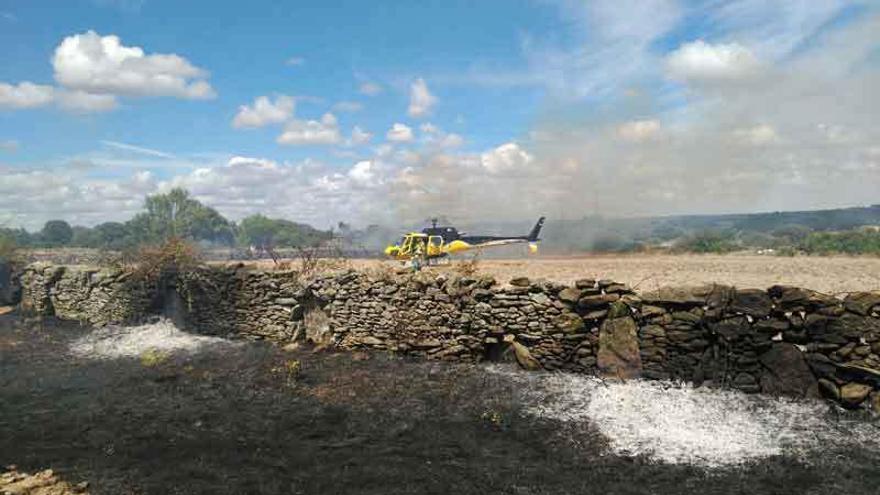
<box><xmin>1</xmin><ymin>313</ymin><xmax>879</xmax><ymax>495</ymax></box>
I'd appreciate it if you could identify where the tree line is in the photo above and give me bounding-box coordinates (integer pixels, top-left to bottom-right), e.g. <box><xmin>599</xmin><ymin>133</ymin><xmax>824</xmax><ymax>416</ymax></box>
<box><xmin>0</xmin><ymin>188</ymin><xmax>332</xmax><ymax>251</ymax></box>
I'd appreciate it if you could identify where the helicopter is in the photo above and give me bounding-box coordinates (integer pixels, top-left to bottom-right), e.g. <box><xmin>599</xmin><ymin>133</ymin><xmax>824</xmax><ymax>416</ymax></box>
<box><xmin>384</xmin><ymin>217</ymin><xmax>545</xmax><ymax>265</ymax></box>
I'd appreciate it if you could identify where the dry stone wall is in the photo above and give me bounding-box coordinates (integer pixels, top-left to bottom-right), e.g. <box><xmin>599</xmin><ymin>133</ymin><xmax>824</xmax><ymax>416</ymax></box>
<box><xmin>17</xmin><ymin>263</ymin><xmax>880</xmax><ymax>410</ymax></box>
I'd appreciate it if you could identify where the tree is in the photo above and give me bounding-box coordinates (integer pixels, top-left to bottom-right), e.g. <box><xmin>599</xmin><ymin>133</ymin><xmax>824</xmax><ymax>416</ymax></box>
<box><xmin>41</xmin><ymin>220</ymin><xmax>73</xmax><ymax>247</ymax></box>
<box><xmin>238</xmin><ymin>214</ymin><xmax>331</xmax><ymax>249</ymax></box>
<box><xmin>130</xmin><ymin>188</ymin><xmax>235</xmax><ymax>245</ymax></box>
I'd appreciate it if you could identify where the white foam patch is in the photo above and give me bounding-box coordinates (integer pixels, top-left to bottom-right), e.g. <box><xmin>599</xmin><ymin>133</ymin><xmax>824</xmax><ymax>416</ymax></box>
<box><xmin>70</xmin><ymin>319</ymin><xmax>233</xmax><ymax>359</ymax></box>
<box><xmin>489</xmin><ymin>367</ymin><xmax>880</xmax><ymax>467</ymax></box>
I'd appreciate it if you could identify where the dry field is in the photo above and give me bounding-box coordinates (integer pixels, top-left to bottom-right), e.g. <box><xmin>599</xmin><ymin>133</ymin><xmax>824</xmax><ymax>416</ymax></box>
<box><xmin>344</xmin><ymin>254</ymin><xmax>880</xmax><ymax>294</ymax></box>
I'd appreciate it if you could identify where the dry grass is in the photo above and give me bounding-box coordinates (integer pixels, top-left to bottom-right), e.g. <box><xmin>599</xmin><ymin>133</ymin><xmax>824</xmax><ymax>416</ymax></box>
<box><xmin>343</xmin><ymin>254</ymin><xmax>880</xmax><ymax>293</ymax></box>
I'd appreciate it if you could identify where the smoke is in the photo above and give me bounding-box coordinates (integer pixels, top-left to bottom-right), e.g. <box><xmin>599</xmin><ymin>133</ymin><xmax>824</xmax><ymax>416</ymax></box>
<box><xmin>380</xmin><ymin>4</ymin><xmax>880</xmax><ymax>226</ymax></box>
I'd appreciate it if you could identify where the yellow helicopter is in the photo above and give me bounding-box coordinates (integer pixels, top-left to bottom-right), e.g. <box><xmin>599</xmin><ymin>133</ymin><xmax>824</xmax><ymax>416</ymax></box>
<box><xmin>384</xmin><ymin>217</ymin><xmax>545</xmax><ymax>264</ymax></box>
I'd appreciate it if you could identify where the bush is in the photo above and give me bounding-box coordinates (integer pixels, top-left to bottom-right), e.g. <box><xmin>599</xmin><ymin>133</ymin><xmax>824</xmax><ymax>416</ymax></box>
<box><xmin>116</xmin><ymin>237</ymin><xmax>203</xmax><ymax>284</ymax></box>
<box><xmin>676</xmin><ymin>230</ymin><xmax>739</xmax><ymax>254</ymax></box>
<box><xmin>800</xmin><ymin>230</ymin><xmax>880</xmax><ymax>255</ymax></box>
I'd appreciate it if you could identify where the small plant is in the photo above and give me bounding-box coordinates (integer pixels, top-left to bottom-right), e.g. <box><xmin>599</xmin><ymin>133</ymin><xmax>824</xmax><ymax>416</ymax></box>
<box><xmin>453</xmin><ymin>253</ymin><xmax>481</xmax><ymax>277</ymax></box>
<box><xmin>272</xmin><ymin>358</ymin><xmax>302</xmax><ymax>387</ymax></box>
<box><xmin>140</xmin><ymin>348</ymin><xmax>169</xmax><ymax>367</ymax></box>
<box><xmin>480</xmin><ymin>409</ymin><xmax>505</xmax><ymax>430</ymax></box>
<box><xmin>118</xmin><ymin>237</ymin><xmax>203</xmax><ymax>283</ymax></box>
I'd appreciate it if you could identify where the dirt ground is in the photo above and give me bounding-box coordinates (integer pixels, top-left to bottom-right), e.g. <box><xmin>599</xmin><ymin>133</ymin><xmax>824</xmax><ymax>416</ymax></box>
<box><xmin>3</xmin><ymin>313</ymin><xmax>880</xmax><ymax>494</ymax></box>
<box><xmin>339</xmin><ymin>254</ymin><xmax>880</xmax><ymax>294</ymax></box>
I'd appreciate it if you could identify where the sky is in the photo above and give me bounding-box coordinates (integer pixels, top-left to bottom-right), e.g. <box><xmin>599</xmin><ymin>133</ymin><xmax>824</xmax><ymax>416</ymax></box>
<box><xmin>0</xmin><ymin>0</ymin><xmax>879</xmax><ymax>231</ymax></box>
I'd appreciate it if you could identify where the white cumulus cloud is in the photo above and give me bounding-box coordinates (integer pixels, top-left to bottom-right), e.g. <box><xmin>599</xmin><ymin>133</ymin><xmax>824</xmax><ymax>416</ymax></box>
<box><xmin>52</xmin><ymin>30</ymin><xmax>215</xmax><ymax>99</ymax></box>
<box><xmin>232</xmin><ymin>95</ymin><xmax>295</xmax><ymax>128</ymax></box>
<box><xmin>0</xmin><ymin>82</ymin><xmax>55</xmax><ymax>109</ymax></box>
<box><xmin>350</xmin><ymin>126</ymin><xmax>373</xmax><ymax>145</ymax></box>
<box><xmin>277</xmin><ymin>113</ymin><xmax>341</xmax><ymax>145</ymax></box>
<box><xmin>666</xmin><ymin>40</ymin><xmax>761</xmax><ymax>83</ymax></box>
<box><xmin>386</xmin><ymin>123</ymin><xmax>414</xmax><ymax>143</ymax></box>
<box><xmin>408</xmin><ymin>78</ymin><xmax>437</xmax><ymax>118</ymax></box>
<box><xmin>481</xmin><ymin>142</ymin><xmax>533</xmax><ymax>174</ymax></box>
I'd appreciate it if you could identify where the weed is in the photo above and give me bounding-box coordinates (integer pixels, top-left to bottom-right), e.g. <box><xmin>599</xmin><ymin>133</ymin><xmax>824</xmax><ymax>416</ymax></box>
<box><xmin>272</xmin><ymin>359</ymin><xmax>302</xmax><ymax>387</ymax></box>
<box><xmin>140</xmin><ymin>349</ymin><xmax>170</xmax><ymax>367</ymax></box>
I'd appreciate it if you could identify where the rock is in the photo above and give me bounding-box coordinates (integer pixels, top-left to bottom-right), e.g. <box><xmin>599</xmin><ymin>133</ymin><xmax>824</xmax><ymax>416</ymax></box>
<box><xmin>711</xmin><ymin>317</ymin><xmax>751</xmax><ymax>341</ymax></box>
<box><xmin>511</xmin><ymin>340</ymin><xmax>542</xmax><ymax>370</ymax></box>
<box><xmin>275</xmin><ymin>298</ymin><xmax>298</xmax><ymax>306</ymax></box>
<box><xmin>413</xmin><ymin>338</ymin><xmax>442</xmax><ymax>349</ymax></box>
<box><xmin>730</xmin><ymin>289</ymin><xmax>772</xmax><ymax>318</ymax></box>
<box><xmin>529</xmin><ymin>292</ymin><xmax>551</xmax><ymax>305</ymax></box>
<box><xmin>577</xmin><ymin>294</ymin><xmax>619</xmax><ymax>310</ymax></box>
<box><xmin>289</xmin><ymin>304</ymin><xmax>304</xmax><ymax>321</ymax></box>
<box><xmin>840</xmin><ymin>383</ymin><xmax>873</xmax><ymax>407</ymax></box>
<box><xmin>472</xmin><ymin>289</ymin><xmax>493</xmax><ymax>301</ymax></box>
<box><xmin>758</xmin><ymin>343</ymin><xmax>820</xmax><ymax>398</ymax></box>
<box><xmin>733</xmin><ymin>372</ymin><xmax>760</xmax><ymax>393</ymax></box>
<box><xmin>818</xmin><ymin>378</ymin><xmax>840</xmax><ymax>400</ymax></box>
<box><xmin>575</xmin><ymin>278</ymin><xmax>596</xmax><ymax>289</ymax></box>
<box><xmin>640</xmin><ymin>305</ymin><xmax>666</xmax><ymax>318</ymax></box>
<box><xmin>597</xmin><ymin>316</ymin><xmax>642</xmax><ymax>380</ymax></box>
<box><xmin>844</xmin><ymin>292</ymin><xmax>880</xmax><ymax>316</ymax></box>
<box><xmin>509</xmin><ymin>277</ymin><xmax>530</xmax><ymax>287</ymax></box>
<box><xmin>555</xmin><ymin>312</ymin><xmax>585</xmax><ymax>333</ymax></box>
<box><xmin>557</xmin><ymin>287</ymin><xmax>583</xmax><ymax>304</ymax></box>
<box><xmin>641</xmin><ymin>286</ymin><xmax>706</xmax><ymax>306</ymax></box>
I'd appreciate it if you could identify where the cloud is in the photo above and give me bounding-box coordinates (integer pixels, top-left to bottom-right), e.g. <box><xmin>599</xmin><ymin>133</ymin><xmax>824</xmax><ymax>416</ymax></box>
<box><xmin>733</xmin><ymin>124</ymin><xmax>779</xmax><ymax>146</ymax></box>
<box><xmin>100</xmin><ymin>140</ymin><xmax>175</xmax><ymax>158</ymax></box>
<box><xmin>0</xmin><ymin>82</ymin><xmax>55</xmax><ymax>109</ymax></box>
<box><xmin>407</xmin><ymin>78</ymin><xmax>437</xmax><ymax>118</ymax></box>
<box><xmin>350</xmin><ymin>126</ymin><xmax>372</xmax><ymax>145</ymax></box>
<box><xmin>386</xmin><ymin>123</ymin><xmax>414</xmax><ymax>143</ymax></box>
<box><xmin>480</xmin><ymin>142</ymin><xmax>533</xmax><ymax>174</ymax></box>
<box><xmin>56</xmin><ymin>90</ymin><xmax>118</xmax><ymax>112</ymax></box>
<box><xmin>52</xmin><ymin>30</ymin><xmax>215</xmax><ymax>99</ymax></box>
<box><xmin>0</xmin><ymin>140</ymin><xmax>18</xmax><ymax>152</ymax></box>
<box><xmin>332</xmin><ymin>100</ymin><xmax>363</xmax><ymax>112</ymax></box>
<box><xmin>277</xmin><ymin>113</ymin><xmax>342</xmax><ymax>145</ymax></box>
<box><xmin>359</xmin><ymin>81</ymin><xmax>383</xmax><ymax>96</ymax></box>
<box><xmin>232</xmin><ymin>95</ymin><xmax>295</xmax><ymax>128</ymax></box>
<box><xmin>666</xmin><ymin>40</ymin><xmax>761</xmax><ymax>83</ymax></box>
<box><xmin>617</xmin><ymin>119</ymin><xmax>661</xmax><ymax>142</ymax></box>
<box><xmin>420</xmin><ymin>123</ymin><xmax>463</xmax><ymax>149</ymax></box>
<box><xmin>285</xmin><ymin>56</ymin><xmax>305</xmax><ymax>66</ymax></box>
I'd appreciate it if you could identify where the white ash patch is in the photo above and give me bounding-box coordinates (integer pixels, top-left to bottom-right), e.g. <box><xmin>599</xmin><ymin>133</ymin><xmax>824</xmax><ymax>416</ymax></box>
<box><xmin>70</xmin><ymin>319</ymin><xmax>233</xmax><ymax>359</ymax></box>
<box><xmin>489</xmin><ymin>366</ymin><xmax>880</xmax><ymax>467</ymax></box>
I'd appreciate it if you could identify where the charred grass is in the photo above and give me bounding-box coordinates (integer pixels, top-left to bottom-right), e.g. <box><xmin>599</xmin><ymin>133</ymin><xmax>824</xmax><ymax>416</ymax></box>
<box><xmin>1</xmin><ymin>314</ymin><xmax>878</xmax><ymax>494</ymax></box>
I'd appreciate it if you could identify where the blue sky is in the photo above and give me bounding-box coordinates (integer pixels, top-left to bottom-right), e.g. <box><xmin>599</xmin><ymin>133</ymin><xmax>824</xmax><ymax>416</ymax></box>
<box><xmin>1</xmin><ymin>0</ymin><xmax>879</xmax><ymax>229</ymax></box>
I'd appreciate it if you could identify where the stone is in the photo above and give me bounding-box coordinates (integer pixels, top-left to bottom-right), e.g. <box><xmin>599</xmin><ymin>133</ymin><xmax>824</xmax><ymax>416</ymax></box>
<box><xmin>640</xmin><ymin>305</ymin><xmax>666</xmax><ymax>318</ymax></box>
<box><xmin>575</xmin><ymin>278</ymin><xmax>596</xmax><ymax>289</ymax></box>
<box><xmin>557</xmin><ymin>287</ymin><xmax>583</xmax><ymax>304</ymax></box>
<box><xmin>413</xmin><ymin>338</ymin><xmax>442</xmax><ymax>349</ymax></box>
<box><xmin>511</xmin><ymin>340</ymin><xmax>542</xmax><ymax>370</ymax></box>
<box><xmin>758</xmin><ymin>343</ymin><xmax>819</xmax><ymax>398</ymax></box>
<box><xmin>641</xmin><ymin>286</ymin><xmax>707</xmax><ymax>306</ymax></box>
<box><xmin>729</xmin><ymin>289</ymin><xmax>772</xmax><ymax>318</ymax></box>
<box><xmin>844</xmin><ymin>292</ymin><xmax>880</xmax><ymax>316</ymax></box>
<box><xmin>289</xmin><ymin>304</ymin><xmax>304</xmax><ymax>321</ymax></box>
<box><xmin>275</xmin><ymin>298</ymin><xmax>298</xmax><ymax>306</ymax></box>
<box><xmin>597</xmin><ymin>316</ymin><xmax>642</xmax><ymax>380</ymax></box>
<box><xmin>840</xmin><ymin>383</ymin><xmax>872</xmax><ymax>407</ymax></box>
<box><xmin>529</xmin><ymin>292</ymin><xmax>551</xmax><ymax>305</ymax></box>
<box><xmin>577</xmin><ymin>294</ymin><xmax>619</xmax><ymax>310</ymax></box>
<box><xmin>818</xmin><ymin>378</ymin><xmax>840</xmax><ymax>400</ymax></box>
<box><xmin>733</xmin><ymin>372</ymin><xmax>760</xmax><ymax>393</ymax></box>
<box><xmin>711</xmin><ymin>317</ymin><xmax>750</xmax><ymax>341</ymax></box>
<box><xmin>555</xmin><ymin>312</ymin><xmax>585</xmax><ymax>333</ymax></box>
<box><xmin>509</xmin><ymin>277</ymin><xmax>530</xmax><ymax>287</ymax></box>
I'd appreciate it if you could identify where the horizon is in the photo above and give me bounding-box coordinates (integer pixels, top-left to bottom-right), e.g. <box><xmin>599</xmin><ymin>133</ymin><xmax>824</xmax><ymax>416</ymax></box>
<box><xmin>2</xmin><ymin>0</ymin><xmax>879</xmax><ymax>230</ymax></box>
